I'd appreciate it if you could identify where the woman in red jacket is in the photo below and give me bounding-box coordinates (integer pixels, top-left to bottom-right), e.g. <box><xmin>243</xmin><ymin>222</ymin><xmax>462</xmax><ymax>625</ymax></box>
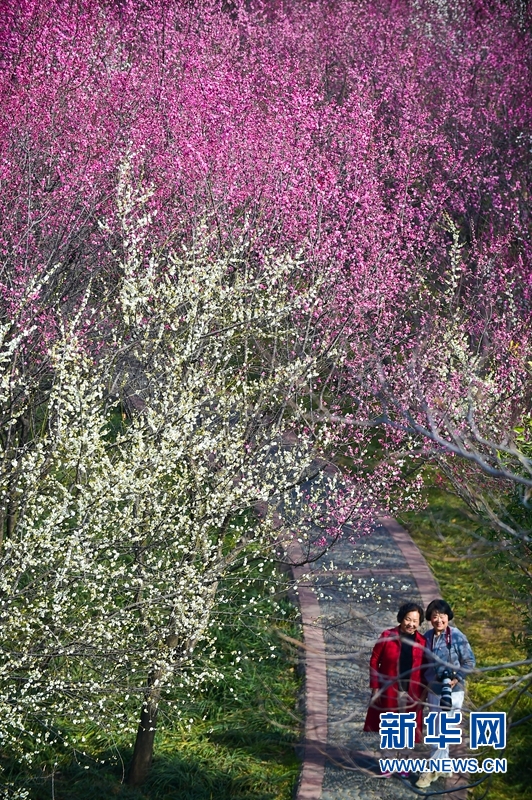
<box><xmin>364</xmin><ymin>602</ymin><xmax>426</xmax><ymax>741</ymax></box>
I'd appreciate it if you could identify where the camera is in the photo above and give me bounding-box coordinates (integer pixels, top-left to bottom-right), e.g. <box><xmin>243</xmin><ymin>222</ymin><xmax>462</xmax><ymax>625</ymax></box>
<box><xmin>436</xmin><ymin>667</ymin><xmax>456</xmax><ymax>709</ymax></box>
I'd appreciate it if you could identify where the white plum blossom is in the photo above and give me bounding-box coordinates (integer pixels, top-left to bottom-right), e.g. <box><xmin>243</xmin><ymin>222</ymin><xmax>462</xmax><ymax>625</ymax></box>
<box><xmin>0</xmin><ymin>170</ymin><xmax>348</xmax><ymax>786</ymax></box>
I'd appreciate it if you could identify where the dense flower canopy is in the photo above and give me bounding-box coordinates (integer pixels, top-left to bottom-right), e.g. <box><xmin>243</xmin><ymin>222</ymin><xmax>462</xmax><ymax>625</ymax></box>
<box><xmin>1</xmin><ymin>0</ymin><xmax>530</xmax><ymax>437</ymax></box>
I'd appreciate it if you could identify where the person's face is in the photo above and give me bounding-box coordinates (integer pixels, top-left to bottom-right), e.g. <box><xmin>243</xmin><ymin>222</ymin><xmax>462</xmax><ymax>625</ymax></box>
<box><xmin>399</xmin><ymin>611</ymin><xmax>420</xmax><ymax>634</ymax></box>
<box><xmin>430</xmin><ymin>610</ymin><xmax>449</xmax><ymax>633</ymax></box>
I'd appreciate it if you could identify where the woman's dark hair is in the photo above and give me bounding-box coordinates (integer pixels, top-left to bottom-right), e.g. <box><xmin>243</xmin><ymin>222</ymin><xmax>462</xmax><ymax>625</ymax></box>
<box><xmin>425</xmin><ymin>598</ymin><xmax>454</xmax><ymax>621</ymax></box>
<box><xmin>397</xmin><ymin>602</ymin><xmax>424</xmax><ymax>624</ymax></box>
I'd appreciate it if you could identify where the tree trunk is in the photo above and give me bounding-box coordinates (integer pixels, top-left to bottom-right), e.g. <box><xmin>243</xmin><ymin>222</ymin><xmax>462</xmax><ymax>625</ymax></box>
<box><xmin>127</xmin><ymin>671</ymin><xmax>161</xmax><ymax>787</ymax></box>
<box><xmin>127</xmin><ymin>587</ymin><xmax>220</xmax><ymax>786</ymax></box>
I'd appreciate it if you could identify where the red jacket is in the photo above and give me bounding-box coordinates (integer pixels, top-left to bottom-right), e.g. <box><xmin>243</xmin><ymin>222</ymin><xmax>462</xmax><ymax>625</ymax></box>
<box><xmin>363</xmin><ymin>626</ymin><xmax>426</xmax><ymax>741</ymax></box>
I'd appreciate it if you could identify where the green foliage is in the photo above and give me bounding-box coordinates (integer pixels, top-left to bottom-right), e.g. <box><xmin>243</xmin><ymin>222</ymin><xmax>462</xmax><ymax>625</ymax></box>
<box><xmin>1</xmin><ymin>566</ymin><xmax>301</xmax><ymax>800</ymax></box>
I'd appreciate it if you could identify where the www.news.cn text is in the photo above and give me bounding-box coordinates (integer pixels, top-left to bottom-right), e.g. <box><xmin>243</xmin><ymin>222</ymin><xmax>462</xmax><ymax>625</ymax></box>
<box><xmin>379</xmin><ymin>757</ymin><xmax>507</xmax><ymax>774</ymax></box>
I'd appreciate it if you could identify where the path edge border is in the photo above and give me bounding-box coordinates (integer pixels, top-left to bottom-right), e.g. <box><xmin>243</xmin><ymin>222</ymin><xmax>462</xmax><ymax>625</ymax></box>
<box><xmin>288</xmin><ymin>542</ymin><xmax>328</xmax><ymax>800</ymax></box>
<box><xmin>377</xmin><ymin>515</ymin><xmax>441</xmax><ymax>607</ymax></box>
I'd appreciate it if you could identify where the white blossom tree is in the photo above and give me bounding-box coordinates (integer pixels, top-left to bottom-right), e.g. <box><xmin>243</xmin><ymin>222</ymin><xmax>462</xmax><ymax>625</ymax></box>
<box><xmin>0</xmin><ymin>170</ymin><xmax>357</xmax><ymax>790</ymax></box>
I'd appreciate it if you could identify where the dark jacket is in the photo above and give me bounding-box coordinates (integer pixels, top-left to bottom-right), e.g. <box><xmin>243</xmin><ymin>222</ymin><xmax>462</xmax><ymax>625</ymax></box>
<box><xmin>423</xmin><ymin>625</ymin><xmax>475</xmax><ymax>695</ymax></box>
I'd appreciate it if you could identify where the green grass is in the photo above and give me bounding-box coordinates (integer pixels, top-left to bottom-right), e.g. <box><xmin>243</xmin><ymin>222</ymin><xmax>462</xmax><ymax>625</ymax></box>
<box><xmin>3</xmin><ymin>567</ymin><xmax>302</xmax><ymax>800</ymax></box>
<box><xmin>399</xmin><ymin>486</ymin><xmax>532</xmax><ymax>800</ymax></box>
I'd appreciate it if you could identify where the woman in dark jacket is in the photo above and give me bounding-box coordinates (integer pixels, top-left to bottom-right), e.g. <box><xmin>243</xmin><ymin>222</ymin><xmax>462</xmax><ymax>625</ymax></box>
<box><xmin>364</xmin><ymin>602</ymin><xmax>426</xmax><ymax>741</ymax></box>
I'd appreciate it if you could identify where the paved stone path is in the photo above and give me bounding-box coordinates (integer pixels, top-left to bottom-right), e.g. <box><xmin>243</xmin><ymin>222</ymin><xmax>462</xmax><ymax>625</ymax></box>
<box><xmin>289</xmin><ymin>512</ymin><xmax>470</xmax><ymax>800</ymax></box>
